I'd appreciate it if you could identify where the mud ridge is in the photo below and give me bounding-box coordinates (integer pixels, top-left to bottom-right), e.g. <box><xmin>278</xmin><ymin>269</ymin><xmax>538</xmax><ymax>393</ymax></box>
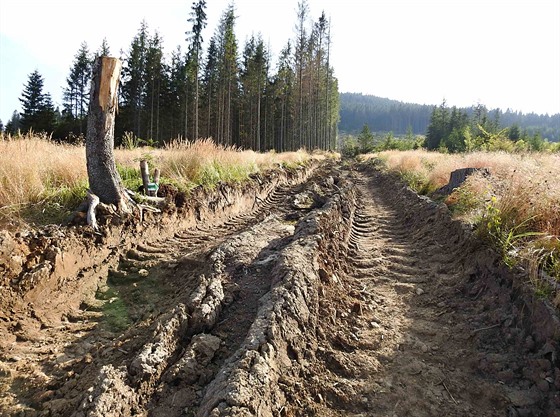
<box><xmin>1</xmin><ymin>160</ymin><xmax>559</xmax><ymax>416</ymax></box>
<box><xmin>0</xmin><ymin>164</ymin><xmax>313</xmax><ymax>331</ymax></box>
<box><xmin>0</xmin><ymin>163</ymin><xmax>317</xmax><ymax>415</ymax></box>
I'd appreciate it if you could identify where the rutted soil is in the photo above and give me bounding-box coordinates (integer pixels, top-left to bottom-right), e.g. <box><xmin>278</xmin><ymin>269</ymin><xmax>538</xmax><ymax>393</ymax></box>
<box><xmin>0</xmin><ymin>161</ymin><xmax>559</xmax><ymax>417</ymax></box>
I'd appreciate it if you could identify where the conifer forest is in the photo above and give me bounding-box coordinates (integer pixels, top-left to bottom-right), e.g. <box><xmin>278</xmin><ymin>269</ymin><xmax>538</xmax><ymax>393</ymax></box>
<box><xmin>5</xmin><ymin>0</ymin><xmax>340</xmax><ymax>152</ymax></box>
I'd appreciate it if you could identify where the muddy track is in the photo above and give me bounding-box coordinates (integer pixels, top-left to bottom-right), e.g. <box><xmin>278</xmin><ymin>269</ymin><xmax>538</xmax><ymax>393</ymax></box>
<box><xmin>1</xmin><ymin>162</ymin><xmax>559</xmax><ymax>417</ymax></box>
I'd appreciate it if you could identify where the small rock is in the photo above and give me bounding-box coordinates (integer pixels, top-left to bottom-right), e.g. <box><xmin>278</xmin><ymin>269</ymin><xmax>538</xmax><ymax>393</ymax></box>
<box><xmin>497</xmin><ymin>369</ymin><xmax>515</xmax><ymax>383</ymax></box>
<box><xmin>352</xmin><ymin>302</ymin><xmax>363</xmax><ymax>315</ymax></box>
<box><xmin>416</xmin><ymin>288</ymin><xmax>425</xmax><ymax>296</ymax></box>
<box><xmin>536</xmin><ymin>379</ymin><xmax>549</xmax><ymax>393</ymax></box>
<box><xmin>370</xmin><ymin>321</ymin><xmax>381</xmax><ymax>329</ymax></box>
<box><xmin>524</xmin><ymin>336</ymin><xmax>535</xmax><ymax>352</ymax></box>
<box><xmin>138</xmin><ymin>269</ymin><xmax>149</xmax><ymax>277</ymax></box>
<box><xmin>506</xmin><ymin>387</ymin><xmax>541</xmax><ymax>407</ymax></box>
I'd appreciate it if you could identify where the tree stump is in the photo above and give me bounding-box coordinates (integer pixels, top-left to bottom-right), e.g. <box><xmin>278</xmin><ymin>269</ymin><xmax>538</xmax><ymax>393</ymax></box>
<box><xmin>85</xmin><ymin>56</ymin><xmax>129</xmax><ymax>211</ymax></box>
<box><xmin>437</xmin><ymin>167</ymin><xmax>490</xmax><ymax>195</ymax></box>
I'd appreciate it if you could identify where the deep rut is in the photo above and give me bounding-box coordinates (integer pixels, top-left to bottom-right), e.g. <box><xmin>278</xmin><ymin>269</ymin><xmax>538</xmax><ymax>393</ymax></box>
<box><xmin>0</xmin><ymin>166</ymin><xmax>332</xmax><ymax>416</ymax></box>
<box><xmin>295</xmin><ymin>167</ymin><xmax>557</xmax><ymax>417</ymax></box>
<box><xmin>342</xmin><ymin>172</ymin><xmax>507</xmax><ymax>416</ymax></box>
<box><xmin>1</xmin><ymin>162</ymin><xmax>558</xmax><ymax>417</ymax></box>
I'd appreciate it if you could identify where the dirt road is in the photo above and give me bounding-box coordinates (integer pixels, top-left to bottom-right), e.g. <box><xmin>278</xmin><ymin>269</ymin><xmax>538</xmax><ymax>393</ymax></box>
<box><xmin>0</xmin><ymin>162</ymin><xmax>558</xmax><ymax>416</ymax></box>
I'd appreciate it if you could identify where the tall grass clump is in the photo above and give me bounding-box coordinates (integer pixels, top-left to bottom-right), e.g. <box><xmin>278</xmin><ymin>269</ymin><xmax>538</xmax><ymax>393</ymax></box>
<box><xmin>156</xmin><ymin>138</ymin><xmax>310</xmax><ymax>190</ymax></box>
<box><xmin>1</xmin><ymin>135</ymin><xmax>313</xmax><ymax>228</ymax></box>
<box><xmin>371</xmin><ymin>149</ymin><xmax>560</xmax><ymax>283</ymax></box>
<box><xmin>0</xmin><ymin>133</ymin><xmax>88</xmax><ymax>225</ymax></box>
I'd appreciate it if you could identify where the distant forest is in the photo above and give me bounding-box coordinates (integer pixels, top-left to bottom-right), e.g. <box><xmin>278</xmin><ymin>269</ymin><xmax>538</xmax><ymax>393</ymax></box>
<box><xmin>340</xmin><ymin>93</ymin><xmax>560</xmax><ymax>142</ymax></box>
<box><xmin>3</xmin><ymin>0</ymin><xmax>339</xmax><ymax>152</ymax></box>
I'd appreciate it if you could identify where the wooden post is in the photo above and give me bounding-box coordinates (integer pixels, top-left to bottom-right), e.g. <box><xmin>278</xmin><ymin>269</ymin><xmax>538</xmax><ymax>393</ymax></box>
<box><xmin>140</xmin><ymin>160</ymin><xmax>150</xmax><ymax>195</ymax></box>
<box><xmin>152</xmin><ymin>168</ymin><xmax>161</xmax><ymax>197</ymax></box>
<box><xmin>85</xmin><ymin>56</ymin><xmax>128</xmax><ymax>210</ymax></box>
<box><xmin>153</xmin><ymin>168</ymin><xmax>160</xmax><ymax>186</ymax></box>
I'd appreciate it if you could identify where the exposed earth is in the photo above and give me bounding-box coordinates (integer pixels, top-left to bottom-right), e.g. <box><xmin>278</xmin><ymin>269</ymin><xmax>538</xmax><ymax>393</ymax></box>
<box><xmin>0</xmin><ymin>161</ymin><xmax>559</xmax><ymax>417</ymax></box>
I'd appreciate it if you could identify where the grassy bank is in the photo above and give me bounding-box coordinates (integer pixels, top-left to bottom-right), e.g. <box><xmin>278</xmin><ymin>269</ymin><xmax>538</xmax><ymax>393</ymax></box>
<box><xmin>0</xmin><ymin>134</ymin><xmax>316</xmax><ymax>229</ymax></box>
<box><xmin>366</xmin><ymin>149</ymin><xmax>560</xmax><ymax>288</ymax></box>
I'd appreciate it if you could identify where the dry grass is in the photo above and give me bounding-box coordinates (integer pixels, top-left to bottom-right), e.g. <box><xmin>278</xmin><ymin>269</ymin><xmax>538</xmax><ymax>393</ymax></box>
<box><xmin>0</xmin><ymin>134</ymin><xmax>315</xmax><ymax>228</ymax></box>
<box><xmin>0</xmin><ymin>134</ymin><xmax>87</xmax><ymax>207</ymax></box>
<box><xmin>368</xmin><ymin>149</ymin><xmax>560</xmax><ymax>283</ymax></box>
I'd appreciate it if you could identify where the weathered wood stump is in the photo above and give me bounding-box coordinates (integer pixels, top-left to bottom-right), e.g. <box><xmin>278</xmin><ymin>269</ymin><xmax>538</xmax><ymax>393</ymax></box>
<box><xmin>437</xmin><ymin>167</ymin><xmax>490</xmax><ymax>195</ymax></box>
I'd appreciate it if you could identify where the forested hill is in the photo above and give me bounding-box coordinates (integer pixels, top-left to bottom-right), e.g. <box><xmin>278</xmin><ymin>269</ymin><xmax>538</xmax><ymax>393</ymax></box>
<box><xmin>340</xmin><ymin>92</ymin><xmax>560</xmax><ymax>141</ymax></box>
<box><xmin>339</xmin><ymin>93</ymin><xmax>432</xmax><ymax>135</ymax></box>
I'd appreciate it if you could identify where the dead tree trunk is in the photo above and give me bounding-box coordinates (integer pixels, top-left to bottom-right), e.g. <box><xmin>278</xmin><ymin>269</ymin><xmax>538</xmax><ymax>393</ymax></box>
<box><xmin>85</xmin><ymin>56</ymin><xmax>129</xmax><ymax>211</ymax></box>
<box><xmin>437</xmin><ymin>167</ymin><xmax>490</xmax><ymax>195</ymax></box>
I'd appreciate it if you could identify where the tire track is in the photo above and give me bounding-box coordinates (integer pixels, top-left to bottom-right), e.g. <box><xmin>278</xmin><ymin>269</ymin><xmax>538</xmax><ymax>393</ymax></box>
<box><xmin>30</xmin><ymin>166</ymin><xmax>335</xmax><ymax>417</ymax></box>
<box><xmin>295</xmin><ymin>168</ymin><xmax>541</xmax><ymax>417</ymax></box>
<box><xmin>3</xmin><ymin>162</ymin><xmax>557</xmax><ymax>417</ymax></box>
<box><xmin>345</xmin><ymin>172</ymin><xmax>507</xmax><ymax>416</ymax></box>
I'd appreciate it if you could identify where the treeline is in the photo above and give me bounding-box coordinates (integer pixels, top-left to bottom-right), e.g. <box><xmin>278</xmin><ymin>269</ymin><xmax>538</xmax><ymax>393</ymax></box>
<box><xmin>3</xmin><ymin>0</ymin><xmax>339</xmax><ymax>152</ymax></box>
<box><xmin>340</xmin><ymin>93</ymin><xmax>560</xmax><ymax>142</ymax></box>
<box><xmin>426</xmin><ymin>101</ymin><xmax>559</xmax><ymax>152</ymax></box>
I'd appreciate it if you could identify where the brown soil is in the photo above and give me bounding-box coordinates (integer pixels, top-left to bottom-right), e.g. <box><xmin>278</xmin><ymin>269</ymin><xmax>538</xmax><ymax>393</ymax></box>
<box><xmin>0</xmin><ymin>161</ymin><xmax>558</xmax><ymax>417</ymax></box>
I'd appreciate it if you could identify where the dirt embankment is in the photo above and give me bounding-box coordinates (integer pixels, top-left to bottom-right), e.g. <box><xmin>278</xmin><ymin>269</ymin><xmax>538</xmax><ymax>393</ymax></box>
<box><xmin>0</xmin><ymin>160</ymin><xmax>559</xmax><ymax>417</ymax></box>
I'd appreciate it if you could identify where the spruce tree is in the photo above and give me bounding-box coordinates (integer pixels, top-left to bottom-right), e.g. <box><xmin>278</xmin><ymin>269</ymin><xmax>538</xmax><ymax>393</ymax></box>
<box><xmin>187</xmin><ymin>0</ymin><xmax>207</xmax><ymax>141</ymax></box>
<box><xmin>214</xmin><ymin>5</ymin><xmax>238</xmax><ymax>145</ymax></box>
<box><xmin>358</xmin><ymin>123</ymin><xmax>374</xmax><ymax>152</ymax></box>
<box><xmin>63</xmin><ymin>42</ymin><xmax>92</xmax><ymax>134</ymax></box>
<box><xmin>5</xmin><ymin>111</ymin><xmax>21</xmax><ymax>135</ymax></box>
<box><xmin>120</xmin><ymin>21</ymin><xmax>149</xmax><ymax>138</ymax></box>
<box><xmin>19</xmin><ymin>70</ymin><xmax>56</xmax><ymax>134</ymax></box>
<box><xmin>202</xmin><ymin>37</ymin><xmax>219</xmax><ymax>140</ymax></box>
<box><xmin>144</xmin><ymin>31</ymin><xmax>166</xmax><ymax>143</ymax></box>
<box><xmin>97</xmin><ymin>38</ymin><xmax>111</xmax><ymax>56</ymax></box>
<box><xmin>240</xmin><ymin>34</ymin><xmax>268</xmax><ymax>150</ymax></box>
<box><xmin>425</xmin><ymin>100</ymin><xmax>448</xmax><ymax>150</ymax></box>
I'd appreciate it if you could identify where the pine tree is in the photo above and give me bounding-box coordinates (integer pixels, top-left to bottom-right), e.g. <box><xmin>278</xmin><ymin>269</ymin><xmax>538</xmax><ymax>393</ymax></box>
<box><xmin>19</xmin><ymin>70</ymin><xmax>56</xmax><ymax>133</ymax></box>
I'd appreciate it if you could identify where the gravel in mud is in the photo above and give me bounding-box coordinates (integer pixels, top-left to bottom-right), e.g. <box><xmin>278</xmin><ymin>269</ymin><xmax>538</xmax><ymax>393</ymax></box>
<box><xmin>0</xmin><ymin>162</ymin><xmax>558</xmax><ymax>417</ymax></box>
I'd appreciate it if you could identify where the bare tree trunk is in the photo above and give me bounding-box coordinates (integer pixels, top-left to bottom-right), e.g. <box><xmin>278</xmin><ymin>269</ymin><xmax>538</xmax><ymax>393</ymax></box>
<box><xmin>194</xmin><ymin>45</ymin><xmax>200</xmax><ymax>141</ymax></box>
<box><xmin>85</xmin><ymin>56</ymin><xmax>128</xmax><ymax>211</ymax></box>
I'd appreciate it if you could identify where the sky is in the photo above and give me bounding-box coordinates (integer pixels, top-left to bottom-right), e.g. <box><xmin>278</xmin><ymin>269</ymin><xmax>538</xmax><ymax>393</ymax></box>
<box><xmin>0</xmin><ymin>0</ymin><xmax>559</xmax><ymax>126</ymax></box>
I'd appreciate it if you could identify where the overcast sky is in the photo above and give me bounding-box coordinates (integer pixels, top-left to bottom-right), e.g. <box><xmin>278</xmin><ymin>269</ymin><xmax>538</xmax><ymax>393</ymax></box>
<box><xmin>1</xmin><ymin>0</ymin><xmax>559</xmax><ymax>125</ymax></box>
